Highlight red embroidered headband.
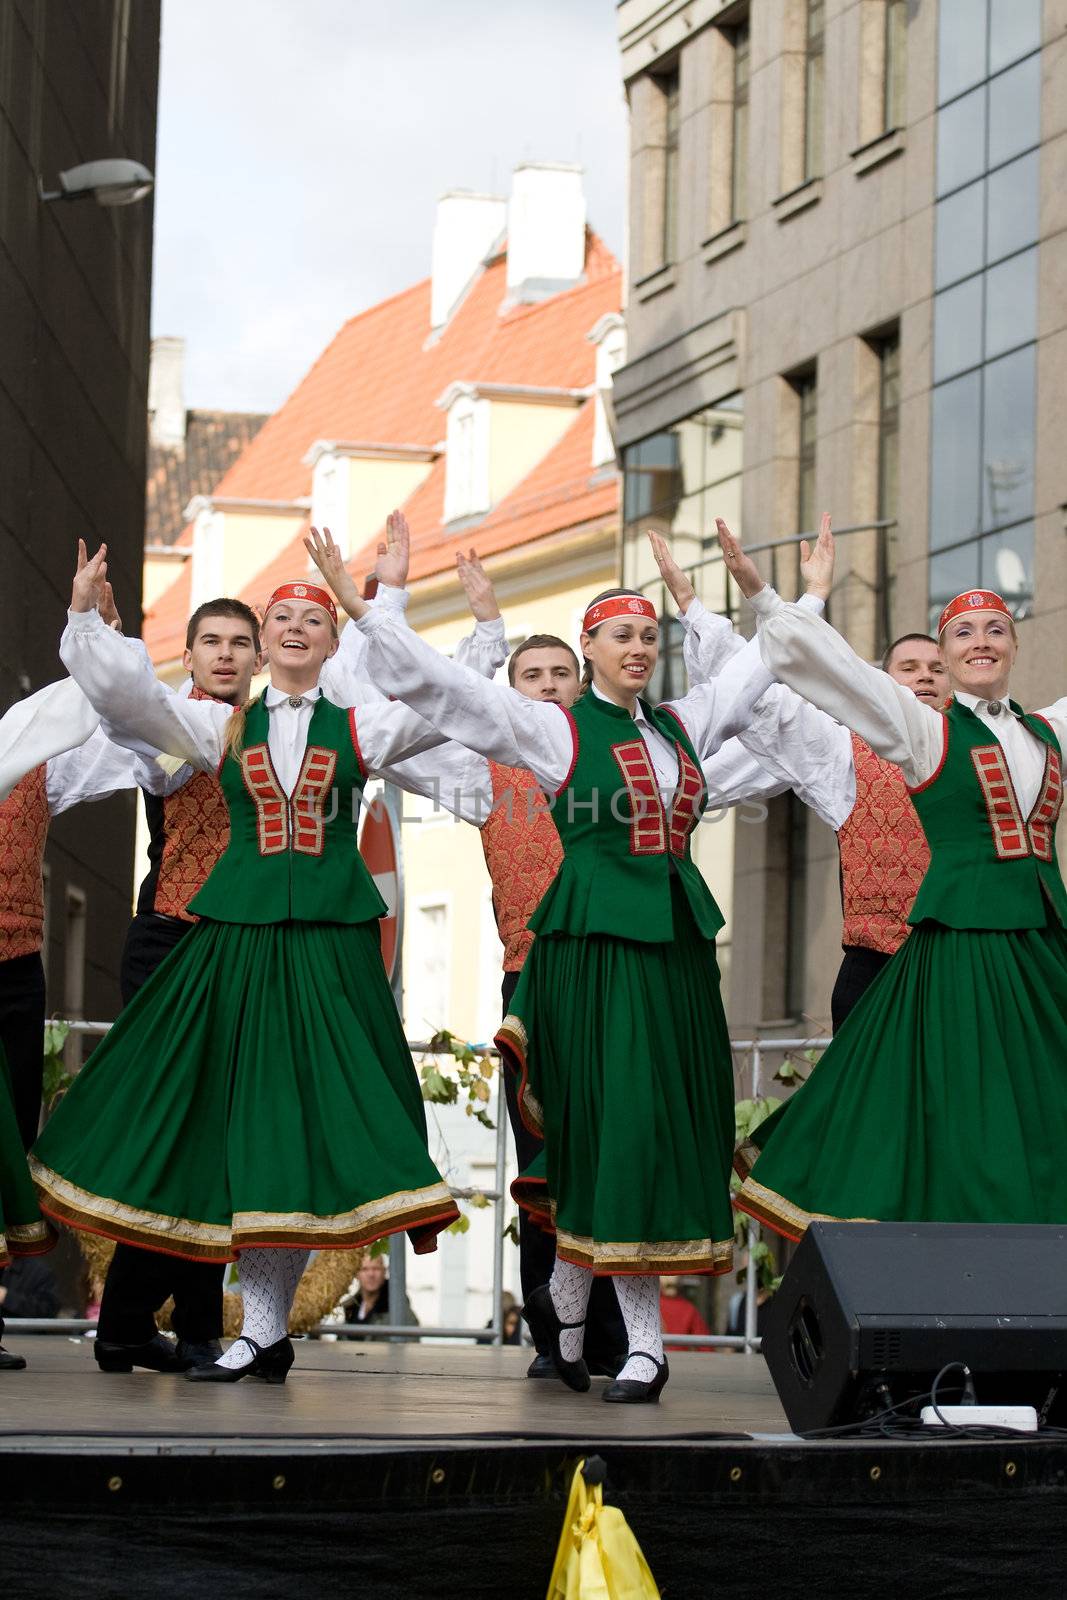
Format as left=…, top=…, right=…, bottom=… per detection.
left=582, top=595, right=658, bottom=633
left=937, top=589, right=1011, bottom=637
left=264, top=582, right=338, bottom=626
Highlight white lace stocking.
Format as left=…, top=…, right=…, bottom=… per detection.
left=215, top=1248, right=310, bottom=1370
left=612, top=1275, right=664, bottom=1383
left=548, top=1258, right=593, bottom=1362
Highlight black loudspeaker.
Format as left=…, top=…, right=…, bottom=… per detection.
left=762, top=1221, right=1067, bottom=1433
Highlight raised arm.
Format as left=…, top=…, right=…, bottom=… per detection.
left=306, top=520, right=573, bottom=790
left=453, top=550, right=509, bottom=677
left=60, top=543, right=229, bottom=769
left=0, top=678, right=99, bottom=804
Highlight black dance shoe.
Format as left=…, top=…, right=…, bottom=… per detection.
left=185, top=1335, right=294, bottom=1385
left=0, top=1344, right=27, bottom=1371
left=525, top=1352, right=557, bottom=1380
left=586, top=1345, right=627, bottom=1380
left=94, top=1333, right=190, bottom=1373
left=176, top=1338, right=223, bottom=1369
left=602, top=1353, right=669, bottom=1404
left=521, top=1285, right=590, bottom=1393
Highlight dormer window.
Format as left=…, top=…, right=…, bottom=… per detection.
left=588, top=314, right=627, bottom=467
left=441, top=387, right=490, bottom=522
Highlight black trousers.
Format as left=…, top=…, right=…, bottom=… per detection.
left=97, top=914, right=224, bottom=1346
left=501, top=971, right=627, bottom=1364
left=0, top=952, right=46, bottom=1151
left=830, top=945, right=893, bottom=1034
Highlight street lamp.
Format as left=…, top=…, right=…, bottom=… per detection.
left=38, top=159, right=154, bottom=207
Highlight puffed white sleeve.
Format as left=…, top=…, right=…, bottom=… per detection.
left=353, top=607, right=575, bottom=793
left=0, top=679, right=99, bottom=804
left=733, top=686, right=857, bottom=830
left=662, top=594, right=825, bottom=761
left=375, top=743, right=494, bottom=826
left=453, top=617, right=509, bottom=679
left=45, top=728, right=144, bottom=816
left=681, top=597, right=747, bottom=684
left=319, top=582, right=411, bottom=702
left=750, top=588, right=944, bottom=788
left=1035, top=697, right=1067, bottom=752
left=59, top=608, right=231, bottom=772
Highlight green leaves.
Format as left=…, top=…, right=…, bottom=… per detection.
left=418, top=1028, right=497, bottom=1131
left=42, top=1022, right=73, bottom=1111
left=734, top=1094, right=782, bottom=1143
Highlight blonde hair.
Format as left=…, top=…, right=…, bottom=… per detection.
left=222, top=699, right=256, bottom=759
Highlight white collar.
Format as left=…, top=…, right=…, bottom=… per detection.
left=954, top=690, right=1013, bottom=716
left=264, top=684, right=322, bottom=709
left=591, top=682, right=649, bottom=724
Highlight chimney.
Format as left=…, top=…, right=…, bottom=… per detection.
left=506, top=163, right=587, bottom=303
left=148, top=335, right=187, bottom=452
left=430, top=191, right=507, bottom=330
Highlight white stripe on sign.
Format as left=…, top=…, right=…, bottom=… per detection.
left=373, top=872, right=398, bottom=915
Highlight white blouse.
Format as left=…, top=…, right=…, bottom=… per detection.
left=354, top=599, right=789, bottom=797
left=750, top=588, right=1067, bottom=816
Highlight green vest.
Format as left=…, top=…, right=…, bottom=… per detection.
left=908, top=698, right=1066, bottom=930
left=189, top=694, right=386, bottom=926
left=529, top=690, right=724, bottom=943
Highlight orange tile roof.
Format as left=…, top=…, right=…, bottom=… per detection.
left=146, top=231, right=621, bottom=661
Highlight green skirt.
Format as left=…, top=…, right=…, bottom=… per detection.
left=0, top=1046, right=53, bottom=1268
left=29, top=919, right=459, bottom=1262
left=497, top=881, right=735, bottom=1277
left=735, top=918, right=1067, bottom=1238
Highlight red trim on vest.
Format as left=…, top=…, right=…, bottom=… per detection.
left=907, top=713, right=950, bottom=796
left=240, top=746, right=288, bottom=855
left=668, top=744, right=705, bottom=857
left=553, top=704, right=579, bottom=797
left=971, top=745, right=1030, bottom=860
left=348, top=707, right=367, bottom=780
left=291, top=746, right=337, bottom=857
left=611, top=739, right=667, bottom=856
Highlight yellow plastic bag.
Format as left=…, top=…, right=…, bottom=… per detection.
left=546, top=1459, right=661, bottom=1600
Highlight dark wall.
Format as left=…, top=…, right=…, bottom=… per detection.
left=0, top=0, right=160, bottom=1019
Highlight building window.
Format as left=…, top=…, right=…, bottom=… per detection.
left=795, top=371, right=818, bottom=535
left=804, top=0, right=825, bottom=181
left=928, top=2, right=1040, bottom=625
left=883, top=0, right=907, bottom=130
left=620, top=396, right=745, bottom=630
left=730, top=21, right=750, bottom=222
left=876, top=334, right=900, bottom=648
left=661, top=70, right=681, bottom=265
left=410, top=901, right=450, bottom=1039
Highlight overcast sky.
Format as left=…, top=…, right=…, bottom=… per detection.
left=151, top=0, right=628, bottom=414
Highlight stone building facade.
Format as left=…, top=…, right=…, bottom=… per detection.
left=614, top=0, right=1065, bottom=1036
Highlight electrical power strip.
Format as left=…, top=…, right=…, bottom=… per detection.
left=920, top=1404, right=1038, bottom=1431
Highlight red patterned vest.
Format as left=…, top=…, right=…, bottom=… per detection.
left=837, top=733, right=930, bottom=955
left=136, top=687, right=230, bottom=923
left=480, top=761, right=563, bottom=971
left=0, top=765, right=49, bottom=960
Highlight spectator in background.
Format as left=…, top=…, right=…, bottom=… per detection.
left=343, top=1255, right=419, bottom=1334
left=659, top=1278, right=712, bottom=1352
left=0, top=1255, right=60, bottom=1321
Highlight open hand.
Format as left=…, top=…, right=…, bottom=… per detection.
left=72, top=539, right=108, bottom=614
left=305, top=526, right=366, bottom=617
left=646, top=529, right=696, bottom=613
left=715, top=519, right=765, bottom=601
left=799, top=513, right=834, bottom=601
left=456, top=549, right=500, bottom=622
left=375, top=510, right=411, bottom=591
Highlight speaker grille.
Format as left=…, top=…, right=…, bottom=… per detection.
left=871, top=1329, right=904, bottom=1368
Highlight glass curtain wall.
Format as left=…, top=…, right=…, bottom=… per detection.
left=929, top=0, right=1041, bottom=625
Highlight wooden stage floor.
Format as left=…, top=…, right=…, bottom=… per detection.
left=0, top=1336, right=788, bottom=1451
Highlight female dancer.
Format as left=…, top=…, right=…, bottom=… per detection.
left=305, top=519, right=826, bottom=1403
left=31, top=541, right=462, bottom=1384
left=721, top=519, right=1067, bottom=1237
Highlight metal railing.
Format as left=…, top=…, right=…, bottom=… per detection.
left=14, top=1024, right=830, bottom=1354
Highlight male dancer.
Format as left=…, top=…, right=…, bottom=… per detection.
left=654, top=528, right=949, bottom=1029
